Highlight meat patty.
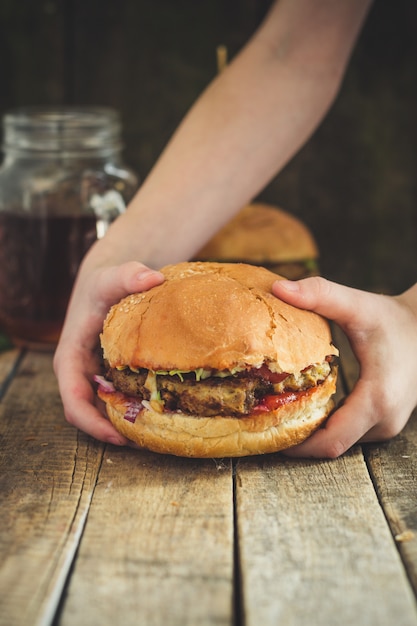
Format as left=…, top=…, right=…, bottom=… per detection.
left=159, top=375, right=268, bottom=416
left=105, top=361, right=332, bottom=417
left=107, top=367, right=148, bottom=398
left=106, top=366, right=271, bottom=416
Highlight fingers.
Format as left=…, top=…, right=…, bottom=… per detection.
left=272, top=276, right=373, bottom=329
left=61, top=261, right=165, bottom=350
left=54, top=341, right=128, bottom=445
left=64, top=390, right=128, bottom=446
left=284, top=373, right=414, bottom=459
left=283, top=386, right=372, bottom=458
left=272, top=277, right=397, bottom=458
left=94, top=262, right=164, bottom=311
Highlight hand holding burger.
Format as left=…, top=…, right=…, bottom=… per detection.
left=95, top=262, right=338, bottom=457
left=273, top=276, right=417, bottom=458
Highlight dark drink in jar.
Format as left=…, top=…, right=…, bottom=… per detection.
left=0, top=211, right=97, bottom=348
left=0, top=107, right=138, bottom=350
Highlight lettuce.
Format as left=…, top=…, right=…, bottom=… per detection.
left=154, top=366, right=245, bottom=381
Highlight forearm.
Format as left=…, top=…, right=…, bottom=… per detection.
left=87, top=0, right=372, bottom=271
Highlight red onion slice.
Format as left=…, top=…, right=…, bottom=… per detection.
left=93, top=374, right=115, bottom=393
left=124, top=400, right=143, bottom=423
left=93, top=375, right=142, bottom=423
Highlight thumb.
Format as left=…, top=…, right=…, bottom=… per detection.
left=272, top=276, right=368, bottom=329
left=94, top=262, right=164, bottom=309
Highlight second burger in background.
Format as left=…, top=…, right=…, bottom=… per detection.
left=194, top=202, right=319, bottom=280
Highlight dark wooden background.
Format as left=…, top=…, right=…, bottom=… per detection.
left=0, top=0, right=416, bottom=295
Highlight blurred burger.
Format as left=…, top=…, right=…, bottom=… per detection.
left=194, top=202, right=319, bottom=279
left=95, top=262, right=338, bottom=458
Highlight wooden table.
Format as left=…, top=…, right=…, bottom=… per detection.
left=1, top=328, right=417, bottom=626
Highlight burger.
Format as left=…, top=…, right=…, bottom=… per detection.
left=194, top=202, right=319, bottom=280
left=95, top=262, right=338, bottom=458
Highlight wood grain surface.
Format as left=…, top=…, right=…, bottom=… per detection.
left=235, top=449, right=417, bottom=626
left=366, top=415, right=417, bottom=595
left=0, top=352, right=104, bottom=626
left=58, top=449, right=234, bottom=626
left=1, top=346, right=417, bottom=626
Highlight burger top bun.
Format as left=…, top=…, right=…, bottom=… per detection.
left=194, top=203, right=319, bottom=264
left=101, top=262, right=338, bottom=374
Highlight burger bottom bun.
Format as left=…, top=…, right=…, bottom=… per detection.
left=99, top=367, right=338, bottom=458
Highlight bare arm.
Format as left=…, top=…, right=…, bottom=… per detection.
left=84, top=0, right=373, bottom=272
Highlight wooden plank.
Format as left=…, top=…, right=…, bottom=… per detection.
left=365, top=409, right=417, bottom=594
left=58, top=448, right=234, bottom=626
left=235, top=448, right=417, bottom=626
left=0, top=347, right=21, bottom=391
left=0, top=352, right=104, bottom=626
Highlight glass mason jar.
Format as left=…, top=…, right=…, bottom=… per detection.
left=0, top=107, right=139, bottom=350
